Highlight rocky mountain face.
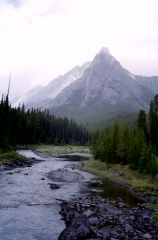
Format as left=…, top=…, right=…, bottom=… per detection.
left=13, top=62, right=90, bottom=109
left=13, top=47, right=158, bottom=121
left=12, top=85, right=43, bottom=108
left=46, top=47, right=158, bottom=119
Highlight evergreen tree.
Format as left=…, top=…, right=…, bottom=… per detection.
left=138, top=143, right=152, bottom=174
left=111, top=122, right=120, bottom=163
left=137, top=109, right=148, bottom=141
left=149, top=94, right=158, bottom=153
left=0, top=95, right=89, bottom=151
left=117, top=124, right=131, bottom=164
left=91, top=129, right=101, bottom=159
left=91, top=94, right=158, bottom=176
left=101, top=127, right=114, bottom=162
left=129, top=129, right=145, bottom=170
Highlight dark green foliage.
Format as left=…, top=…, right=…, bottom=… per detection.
left=137, top=109, right=148, bottom=141
left=92, top=95, right=158, bottom=176
left=117, top=124, right=131, bottom=164
left=138, top=144, right=158, bottom=177
left=91, top=129, right=101, bottom=159
left=148, top=154, right=158, bottom=177
left=100, top=127, right=114, bottom=162
left=149, top=94, right=158, bottom=154
left=0, top=96, right=89, bottom=151
left=128, top=129, right=145, bottom=170
left=138, top=143, right=152, bottom=174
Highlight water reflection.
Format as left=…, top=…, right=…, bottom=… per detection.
left=88, top=178, right=139, bottom=208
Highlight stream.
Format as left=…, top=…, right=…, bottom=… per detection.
left=0, top=150, right=95, bottom=240
left=0, top=150, right=138, bottom=240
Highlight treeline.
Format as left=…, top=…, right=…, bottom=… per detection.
left=0, top=95, right=89, bottom=151
left=92, top=95, right=158, bottom=176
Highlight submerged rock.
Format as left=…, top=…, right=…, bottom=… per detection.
left=48, top=169, right=83, bottom=183
left=58, top=196, right=158, bottom=240
left=48, top=183, right=61, bottom=190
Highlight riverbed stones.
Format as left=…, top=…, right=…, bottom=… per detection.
left=114, top=197, right=127, bottom=208
left=48, top=169, right=83, bottom=182
left=48, top=183, right=61, bottom=190
left=58, top=196, right=158, bottom=240
left=143, top=233, right=152, bottom=239
left=0, top=158, right=35, bottom=170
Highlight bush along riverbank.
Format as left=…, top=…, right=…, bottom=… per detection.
left=0, top=151, right=37, bottom=170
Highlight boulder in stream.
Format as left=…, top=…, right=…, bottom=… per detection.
left=48, top=169, right=83, bottom=183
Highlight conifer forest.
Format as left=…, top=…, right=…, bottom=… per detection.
left=92, top=95, right=158, bottom=176
left=0, top=95, right=89, bottom=151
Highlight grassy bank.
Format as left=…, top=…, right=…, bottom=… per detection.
left=81, top=159, right=158, bottom=211
left=34, top=144, right=90, bottom=155
left=0, top=151, right=23, bottom=164
left=0, top=151, right=33, bottom=169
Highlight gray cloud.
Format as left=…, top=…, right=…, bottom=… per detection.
left=0, top=0, right=158, bottom=99
left=7, top=0, right=21, bottom=7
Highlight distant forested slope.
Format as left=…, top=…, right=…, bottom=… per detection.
left=92, top=95, right=158, bottom=176
left=0, top=95, right=89, bottom=151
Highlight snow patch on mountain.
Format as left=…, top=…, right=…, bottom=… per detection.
left=13, top=85, right=42, bottom=107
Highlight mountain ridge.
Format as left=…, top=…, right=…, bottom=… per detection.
left=12, top=48, right=158, bottom=123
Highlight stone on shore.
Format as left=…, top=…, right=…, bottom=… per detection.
left=58, top=196, right=158, bottom=240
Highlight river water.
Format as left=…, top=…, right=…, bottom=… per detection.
left=0, top=150, right=95, bottom=240
left=0, top=150, right=138, bottom=240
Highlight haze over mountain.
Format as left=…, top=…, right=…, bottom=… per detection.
left=13, top=48, right=158, bottom=122
left=13, top=62, right=90, bottom=109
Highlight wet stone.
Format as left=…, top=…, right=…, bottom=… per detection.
left=48, top=183, right=61, bottom=190
left=114, top=197, right=127, bottom=208
left=0, top=158, right=35, bottom=171
left=143, top=233, right=152, bottom=239
left=58, top=196, right=158, bottom=240
left=48, top=169, right=83, bottom=183
left=6, top=172, right=13, bottom=175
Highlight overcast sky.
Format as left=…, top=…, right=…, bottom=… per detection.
left=0, top=0, right=158, bottom=98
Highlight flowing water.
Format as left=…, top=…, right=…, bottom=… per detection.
left=0, top=150, right=138, bottom=240
left=0, top=150, right=95, bottom=240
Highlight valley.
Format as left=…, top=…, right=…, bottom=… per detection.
left=1, top=1, right=158, bottom=239
left=1, top=47, right=158, bottom=240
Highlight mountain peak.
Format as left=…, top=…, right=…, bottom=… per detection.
left=94, top=47, right=112, bottom=63
left=12, top=47, right=158, bottom=119
left=99, top=47, right=110, bottom=55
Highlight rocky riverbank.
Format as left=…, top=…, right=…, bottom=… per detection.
left=59, top=196, right=158, bottom=240
left=81, top=160, right=158, bottom=210
left=0, top=156, right=38, bottom=170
